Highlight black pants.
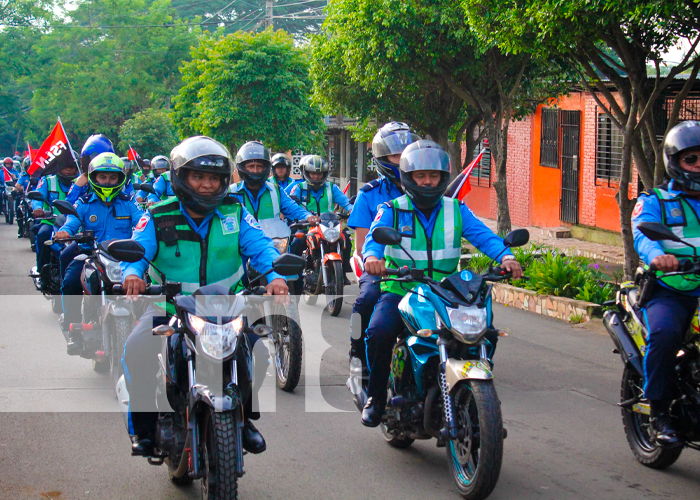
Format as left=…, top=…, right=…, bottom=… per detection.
left=350, top=272, right=381, bottom=364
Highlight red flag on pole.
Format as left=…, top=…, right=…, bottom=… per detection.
left=446, top=150, right=484, bottom=201
left=26, top=142, right=35, bottom=160
left=343, top=180, right=351, bottom=195
left=127, top=145, right=146, bottom=169
left=3, top=167, right=12, bottom=182
left=28, top=118, right=78, bottom=178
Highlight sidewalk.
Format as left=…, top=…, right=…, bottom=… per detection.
left=475, top=217, right=626, bottom=266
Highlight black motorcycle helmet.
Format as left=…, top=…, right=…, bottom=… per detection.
left=664, top=120, right=700, bottom=191
left=151, top=155, right=170, bottom=178
left=235, top=141, right=271, bottom=188
left=300, top=155, right=329, bottom=189
left=170, top=136, right=232, bottom=216
left=399, top=140, right=451, bottom=210
left=271, top=153, right=292, bottom=182
left=372, top=122, right=421, bottom=186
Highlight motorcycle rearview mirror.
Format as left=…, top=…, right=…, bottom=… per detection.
left=27, top=191, right=47, bottom=203
left=107, top=239, right=146, bottom=263
left=371, top=227, right=402, bottom=246
left=138, top=183, right=156, bottom=195
left=637, top=222, right=681, bottom=242
left=503, top=228, right=530, bottom=248
left=272, top=253, right=305, bottom=277
left=52, top=200, right=79, bottom=218
left=133, top=183, right=142, bottom=191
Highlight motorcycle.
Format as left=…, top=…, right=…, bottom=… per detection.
left=13, top=187, right=32, bottom=238
left=107, top=239, right=304, bottom=499
left=248, top=218, right=303, bottom=392
left=4, top=180, right=15, bottom=224
left=297, top=211, right=349, bottom=316
left=50, top=200, right=140, bottom=378
left=133, top=182, right=153, bottom=210
left=604, top=221, right=700, bottom=469
left=26, top=192, right=65, bottom=314
left=348, top=226, right=529, bottom=500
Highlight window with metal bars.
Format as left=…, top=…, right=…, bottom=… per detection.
left=540, top=108, right=559, bottom=167
left=469, top=139, right=491, bottom=187
left=596, top=112, right=623, bottom=185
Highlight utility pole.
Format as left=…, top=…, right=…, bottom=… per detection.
left=265, top=0, right=273, bottom=29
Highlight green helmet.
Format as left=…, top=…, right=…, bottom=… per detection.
left=88, top=152, right=126, bottom=202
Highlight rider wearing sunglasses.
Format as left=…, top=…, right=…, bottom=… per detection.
left=632, top=120, right=700, bottom=448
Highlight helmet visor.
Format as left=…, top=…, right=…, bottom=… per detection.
left=152, top=158, right=170, bottom=170
left=171, top=136, right=231, bottom=170
left=374, top=131, right=421, bottom=158
left=400, top=148, right=451, bottom=174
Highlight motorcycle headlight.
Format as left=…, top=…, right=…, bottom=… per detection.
left=447, top=305, right=487, bottom=343
left=273, top=238, right=288, bottom=254
left=100, top=255, right=122, bottom=282
left=188, top=313, right=244, bottom=360
left=321, top=224, right=341, bottom=243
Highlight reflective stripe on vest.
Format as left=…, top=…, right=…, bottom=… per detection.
left=381, top=196, right=463, bottom=296
left=652, top=188, right=700, bottom=291
left=300, top=181, right=333, bottom=214
left=150, top=198, right=245, bottom=295
left=231, top=181, right=280, bottom=221
left=41, top=176, right=69, bottom=225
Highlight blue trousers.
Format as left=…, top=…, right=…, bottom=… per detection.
left=643, top=287, right=698, bottom=401
left=365, top=292, right=404, bottom=400
left=61, top=254, right=86, bottom=327
left=35, top=223, right=54, bottom=272
left=350, top=272, right=381, bottom=363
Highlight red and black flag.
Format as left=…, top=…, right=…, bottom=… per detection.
left=446, top=150, right=485, bottom=202
left=127, top=145, right=147, bottom=170
left=28, top=118, right=79, bottom=179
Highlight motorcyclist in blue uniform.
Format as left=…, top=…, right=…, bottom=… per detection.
left=631, top=120, right=700, bottom=448
left=53, top=153, right=143, bottom=354
left=120, top=136, right=288, bottom=457
left=146, top=155, right=175, bottom=204
left=65, top=134, right=117, bottom=204
left=360, top=140, right=523, bottom=426
left=31, top=163, right=79, bottom=288
left=347, top=122, right=420, bottom=371
left=12, top=157, right=32, bottom=237
left=270, top=153, right=300, bottom=193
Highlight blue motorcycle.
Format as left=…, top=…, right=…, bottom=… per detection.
left=349, top=226, right=529, bottom=500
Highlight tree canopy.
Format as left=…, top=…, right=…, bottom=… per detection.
left=118, top=107, right=179, bottom=158
left=172, top=28, right=325, bottom=154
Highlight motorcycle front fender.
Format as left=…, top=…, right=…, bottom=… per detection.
left=323, top=252, right=342, bottom=264
left=192, top=382, right=242, bottom=413
left=107, top=299, right=132, bottom=317
left=445, top=358, right=493, bottom=393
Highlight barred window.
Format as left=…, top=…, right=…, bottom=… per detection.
left=470, top=139, right=491, bottom=187
left=596, top=113, right=623, bottom=185
left=540, top=108, right=559, bottom=167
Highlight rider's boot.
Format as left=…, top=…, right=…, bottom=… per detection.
left=650, top=400, right=683, bottom=448
left=131, top=434, right=155, bottom=456
left=361, top=396, right=386, bottom=428
left=242, top=418, right=266, bottom=454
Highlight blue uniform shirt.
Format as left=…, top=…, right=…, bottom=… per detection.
left=363, top=200, right=512, bottom=263
left=64, top=182, right=135, bottom=205
left=17, top=172, right=31, bottom=190
left=348, top=177, right=402, bottom=229
left=632, top=179, right=700, bottom=296
left=231, top=181, right=311, bottom=222
left=288, top=182, right=354, bottom=213
left=31, top=176, right=72, bottom=211
left=122, top=202, right=284, bottom=283
left=59, top=192, right=143, bottom=243
left=147, top=174, right=174, bottom=203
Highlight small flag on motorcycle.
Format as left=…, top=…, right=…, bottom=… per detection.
left=343, top=180, right=351, bottom=195
left=445, top=150, right=484, bottom=202
left=3, top=167, right=12, bottom=182
left=127, top=145, right=147, bottom=170
left=27, top=117, right=79, bottom=179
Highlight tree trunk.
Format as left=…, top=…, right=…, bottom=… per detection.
left=486, top=116, right=511, bottom=235
left=447, top=140, right=463, bottom=181
left=619, top=104, right=640, bottom=280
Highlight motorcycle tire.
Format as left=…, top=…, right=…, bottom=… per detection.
left=303, top=261, right=321, bottom=306
left=380, top=424, right=415, bottom=449
left=326, top=260, right=344, bottom=317
left=620, top=366, right=683, bottom=469
left=201, top=410, right=239, bottom=500
left=51, top=296, right=63, bottom=314
left=111, top=316, right=133, bottom=393
left=5, top=199, right=13, bottom=224
left=447, top=380, right=503, bottom=500
left=272, top=313, right=303, bottom=392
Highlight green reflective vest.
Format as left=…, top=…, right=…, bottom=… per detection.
left=160, top=171, right=172, bottom=201
left=149, top=197, right=245, bottom=295
left=231, top=181, right=281, bottom=221
left=652, top=187, right=700, bottom=292
left=381, top=196, right=463, bottom=296
left=299, top=181, right=333, bottom=215
left=41, top=176, right=70, bottom=226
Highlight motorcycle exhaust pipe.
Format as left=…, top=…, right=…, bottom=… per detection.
left=423, top=385, right=441, bottom=439
left=603, top=310, right=644, bottom=375
left=170, top=432, right=193, bottom=479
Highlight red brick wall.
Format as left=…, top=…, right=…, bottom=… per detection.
left=505, top=116, right=533, bottom=227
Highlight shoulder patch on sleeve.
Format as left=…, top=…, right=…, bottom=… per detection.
left=360, top=179, right=381, bottom=193
left=243, top=212, right=261, bottom=230
left=632, top=198, right=644, bottom=218
left=135, top=213, right=150, bottom=232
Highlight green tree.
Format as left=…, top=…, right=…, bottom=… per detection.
left=463, top=0, right=700, bottom=278
left=25, top=0, right=199, bottom=148
left=172, top=28, right=325, bottom=154
left=118, top=107, right=179, bottom=158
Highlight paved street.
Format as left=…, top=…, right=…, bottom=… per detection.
left=1, top=221, right=700, bottom=500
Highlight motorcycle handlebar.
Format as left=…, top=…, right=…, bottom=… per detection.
left=112, top=284, right=162, bottom=296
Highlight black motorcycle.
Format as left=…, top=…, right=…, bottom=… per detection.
left=604, top=221, right=700, bottom=468
left=4, top=180, right=15, bottom=224
left=108, top=239, right=304, bottom=499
